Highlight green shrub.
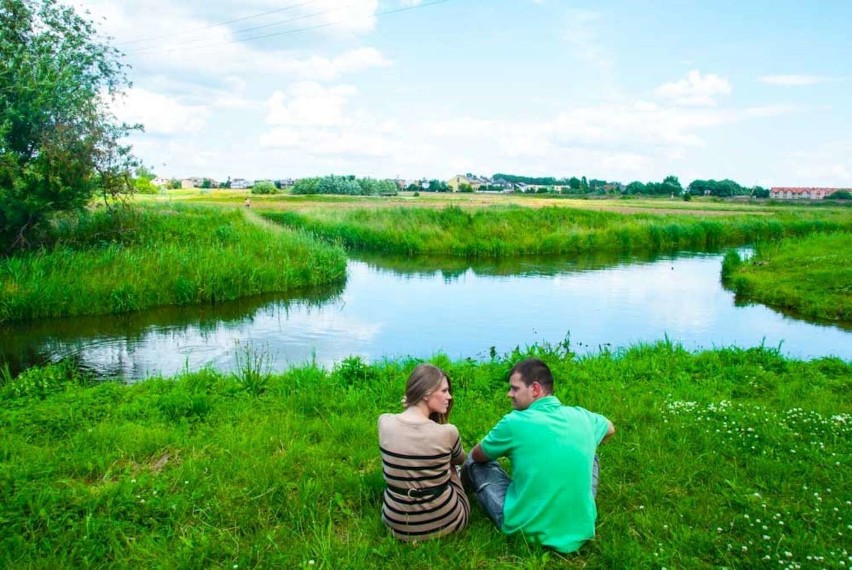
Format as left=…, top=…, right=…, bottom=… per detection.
left=251, top=180, right=277, bottom=194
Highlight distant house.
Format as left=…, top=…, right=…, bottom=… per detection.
left=151, top=176, right=171, bottom=188
left=180, top=177, right=202, bottom=189
left=769, top=187, right=840, bottom=200
left=447, top=174, right=493, bottom=192
left=277, top=178, right=295, bottom=188
left=447, top=175, right=473, bottom=191
left=231, top=178, right=250, bottom=189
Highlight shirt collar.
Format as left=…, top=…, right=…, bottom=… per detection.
left=528, top=395, right=561, bottom=410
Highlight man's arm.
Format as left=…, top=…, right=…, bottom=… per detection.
left=600, top=420, right=615, bottom=445
left=470, top=443, right=491, bottom=463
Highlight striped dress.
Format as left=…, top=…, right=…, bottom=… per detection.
left=378, top=413, right=470, bottom=541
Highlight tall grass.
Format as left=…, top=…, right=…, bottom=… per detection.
left=722, top=232, right=852, bottom=321
left=1, top=342, right=849, bottom=567
left=262, top=206, right=850, bottom=257
left=0, top=204, right=347, bottom=323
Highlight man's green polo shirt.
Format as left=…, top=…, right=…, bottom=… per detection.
left=480, top=395, right=611, bottom=553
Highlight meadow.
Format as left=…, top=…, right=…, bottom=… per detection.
left=0, top=204, right=347, bottom=323
left=261, top=204, right=850, bottom=257
left=1, top=342, right=849, bottom=568
left=3, top=192, right=848, bottom=322
left=723, top=232, right=852, bottom=322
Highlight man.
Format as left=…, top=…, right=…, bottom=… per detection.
left=465, top=358, right=615, bottom=553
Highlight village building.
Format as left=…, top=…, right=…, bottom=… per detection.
left=769, top=187, right=845, bottom=200
left=446, top=174, right=493, bottom=192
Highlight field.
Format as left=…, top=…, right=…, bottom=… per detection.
left=0, top=342, right=849, bottom=568
left=260, top=204, right=849, bottom=257
left=722, top=232, right=852, bottom=322
left=0, top=204, right=347, bottom=323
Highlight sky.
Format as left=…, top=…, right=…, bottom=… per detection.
left=75, top=0, right=852, bottom=187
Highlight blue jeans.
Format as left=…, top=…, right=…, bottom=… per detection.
left=463, top=455, right=600, bottom=530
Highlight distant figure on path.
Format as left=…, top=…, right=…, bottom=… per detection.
left=465, top=358, right=615, bottom=553
left=244, top=197, right=251, bottom=208
left=378, top=363, right=470, bottom=541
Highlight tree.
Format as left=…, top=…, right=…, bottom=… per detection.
left=133, top=165, right=158, bottom=194
left=1, top=0, right=139, bottom=250
left=427, top=179, right=448, bottom=192
left=251, top=180, right=277, bottom=195
left=625, top=181, right=646, bottom=195
left=662, top=175, right=683, bottom=195
left=751, top=186, right=769, bottom=199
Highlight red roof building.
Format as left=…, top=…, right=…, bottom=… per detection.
left=769, top=187, right=843, bottom=200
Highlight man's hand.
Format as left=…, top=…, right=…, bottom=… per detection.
left=471, top=444, right=490, bottom=463
left=601, top=420, right=616, bottom=444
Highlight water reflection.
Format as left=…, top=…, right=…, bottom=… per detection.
left=1, top=252, right=849, bottom=380
left=353, top=250, right=683, bottom=280
left=0, top=282, right=344, bottom=378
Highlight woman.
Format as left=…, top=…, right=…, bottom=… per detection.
left=378, top=363, right=470, bottom=541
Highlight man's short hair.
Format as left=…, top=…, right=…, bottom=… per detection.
left=510, top=358, right=554, bottom=393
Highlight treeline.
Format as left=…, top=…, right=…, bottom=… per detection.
left=494, top=173, right=771, bottom=198
left=291, top=175, right=398, bottom=196
left=687, top=179, right=769, bottom=198
left=492, top=174, right=617, bottom=192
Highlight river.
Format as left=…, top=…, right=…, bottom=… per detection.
left=1, top=250, right=849, bottom=380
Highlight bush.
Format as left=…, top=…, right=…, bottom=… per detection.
left=827, top=190, right=852, bottom=200
left=720, top=250, right=742, bottom=281
left=251, top=181, right=277, bottom=195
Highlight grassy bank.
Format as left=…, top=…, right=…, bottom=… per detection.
left=1, top=343, right=849, bottom=568
left=262, top=206, right=850, bottom=257
left=722, top=232, right=852, bottom=322
left=0, top=205, right=347, bottom=323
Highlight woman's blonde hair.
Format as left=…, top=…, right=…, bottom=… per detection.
left=403, top=363, right=453, bottom=424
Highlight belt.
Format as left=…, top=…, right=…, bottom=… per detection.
left=386, top=482, right=449, bottom=499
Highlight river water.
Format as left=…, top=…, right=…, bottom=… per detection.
left=1, top=251, right=849, bottom=379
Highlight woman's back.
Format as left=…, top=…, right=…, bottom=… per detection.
left=378, top=413, right=470, bottom=541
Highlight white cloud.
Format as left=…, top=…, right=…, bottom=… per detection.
left=261, top=82, right=396, bottom=158
left=759, top=75, right=832, bottom=86
left=299, top=0, right=379, bottom=35
left=563, top=9, right=613, bottom=74
left=114, top=88, right=209, bottom=134
left=654, top=70, right=732, bottom=106
left=786, top=141, right=852, bottom=185
left=261, top=128, right=394, bottom=157
left=295, top=48, right=392, bottom=81
left=265, top=83, right=359, bottom=127
left=81, top=0, right=380, bottom=41
left=79, top=0, right=388, bottom=82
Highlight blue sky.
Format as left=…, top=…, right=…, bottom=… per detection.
left=78, top=0, right=852, bottom=187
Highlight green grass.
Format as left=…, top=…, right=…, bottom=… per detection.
left=1, top=342, right=849, bottom=568
left=262, top=205, right=851, bottom=257
left=0, top=204, right=347, bottom=323
left=722, top=232, right=852, bottom=322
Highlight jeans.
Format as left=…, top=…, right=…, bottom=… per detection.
left=462, top=455, right=600, bottom=530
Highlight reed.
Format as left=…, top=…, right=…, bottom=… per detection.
left=262, top=206, right=849, bottom=257
left=0, top=204, right=347, bottom=323
left=722, top=232, right=852, bottom=321
left=0, top=341, right=848, bottom=567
